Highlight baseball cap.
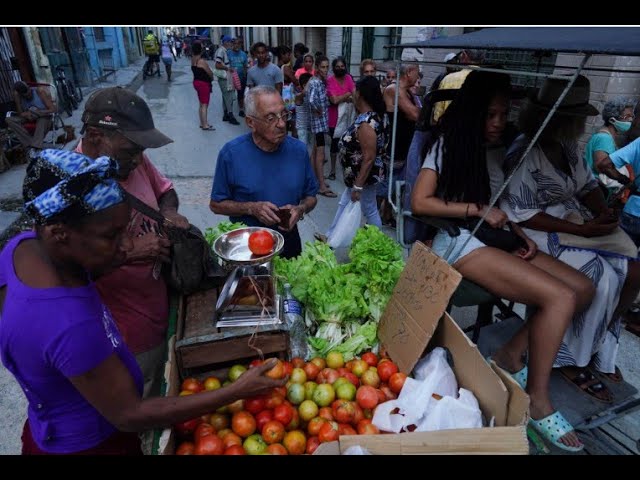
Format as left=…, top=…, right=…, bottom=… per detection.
left=221, top=35, right=233, bottom=43
left=81, top=87, right=173, bottom=149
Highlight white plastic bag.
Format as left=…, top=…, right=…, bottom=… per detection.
left=328, top=201, right=361, bottom=248
left=372, top=347, right=460, bottom=433
left=415, top=388, right=483, bottom=432
left=333, top=102, right=356, bottom=139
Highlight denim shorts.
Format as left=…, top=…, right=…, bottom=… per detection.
left=621, top=211, right=640, bottom=247
left=431, top=228, right=486, bottom=264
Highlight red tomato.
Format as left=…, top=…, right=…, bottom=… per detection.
left=174, top=417, right=201, bottom=438
left=221, top=432, right=243, bottom=449
left=175, top=441, right=195, bottom=455
left=181, top=377, right=203, bottom=393
left=248, top=230, right=274, bottom=256
left=361, top=352, right=379, bottom=367
left=356, top=385, right=379, bottom=410
left=318, top=420, right=339, bottom=443
left=388, top=372, right=408, bottom=394
left=224, top=445, right=246, bottom=455
left=194, top=422, right=216, bottom=439
left=231, top=411, right=256, bottom=438
left=194, top=434, right=224, bottom=455
left=357, top=419, right=380, bottom=435
left=306, top=435, right=321, bottom=454
left=244, top=396, right=266, bottom=415
left=255, top=409, right=274, bottom=433
left=377, top=361, right=399, bottom=383
left=261, top=420, right=286, bottom=444
left=266, top=443, right=288, bottom=455
left=273, top=403, right=294, bottom=426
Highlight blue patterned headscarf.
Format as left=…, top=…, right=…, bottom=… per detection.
left=23, top=149, right=126, bottom=225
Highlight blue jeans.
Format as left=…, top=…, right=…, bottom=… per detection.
left=326, top=184, right=382, bottom=237
left=621, top=211, right=640, bottom=247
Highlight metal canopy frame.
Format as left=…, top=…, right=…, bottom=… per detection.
left=387, top=27, right=640, bottom=252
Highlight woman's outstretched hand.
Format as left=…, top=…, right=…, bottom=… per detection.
left=231, top=358, right=288, bottom=399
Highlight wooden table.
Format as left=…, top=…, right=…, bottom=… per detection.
left=174, top=287, right=290, bottom=378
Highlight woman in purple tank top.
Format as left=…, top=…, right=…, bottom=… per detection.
left=0, top=150, right=286, bottom=455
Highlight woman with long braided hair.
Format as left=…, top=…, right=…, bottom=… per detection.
left=411, top=70, right=592, bottom=452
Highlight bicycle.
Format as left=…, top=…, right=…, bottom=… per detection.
left=142, top=56, right=160, bottom=80
left=54, top=64, right=83, bottom=116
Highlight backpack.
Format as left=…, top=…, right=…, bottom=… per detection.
left=143, top=35, right=159, bottom=55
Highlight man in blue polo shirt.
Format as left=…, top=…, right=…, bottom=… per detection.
left=210, top=86, right=318, bottom=258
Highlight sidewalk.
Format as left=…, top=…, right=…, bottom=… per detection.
left=0, top=57, right=147, bottom=242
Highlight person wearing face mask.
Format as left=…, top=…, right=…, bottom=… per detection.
left=584, top=97, right=636, bottom=197
left=326, top=57, right=355, bottom=181
left=76, top=87, right=191, bottom=400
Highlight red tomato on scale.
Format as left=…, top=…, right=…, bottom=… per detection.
left=248, top=230, right=274, bottom=256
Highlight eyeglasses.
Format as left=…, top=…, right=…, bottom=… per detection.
left=250, top=110, right=292, bottom=125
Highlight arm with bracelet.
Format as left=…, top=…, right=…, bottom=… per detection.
left=350, top=119, right=376, bottom=202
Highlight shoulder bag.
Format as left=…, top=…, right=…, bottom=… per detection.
left=126, top=193, right=217, bottom=294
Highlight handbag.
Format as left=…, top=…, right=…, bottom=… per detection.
left=213, top=68, right=227, bottom=80
left=126, top=193, right=217, bottom=294
left=457, top=218, right=527, bottom=252
left=231, top=71, right=242, bottom=91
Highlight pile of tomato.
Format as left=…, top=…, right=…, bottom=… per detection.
left=172, top=350, right=407, bottom=455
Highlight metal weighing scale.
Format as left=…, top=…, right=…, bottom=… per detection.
left=212, top=227, right=285, bottom=328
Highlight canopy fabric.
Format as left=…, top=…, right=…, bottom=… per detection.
left=393, top=27, right=640, bottom=56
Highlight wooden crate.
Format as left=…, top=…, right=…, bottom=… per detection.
left=175, top=287, right=290, bottom=378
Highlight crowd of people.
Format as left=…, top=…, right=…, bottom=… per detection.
left=2, top=39, right=640, bottom=456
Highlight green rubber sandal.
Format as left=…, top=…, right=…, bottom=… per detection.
left=529, top=411, right=584, bottom=453
left=487, top=357, right=528, bottom=389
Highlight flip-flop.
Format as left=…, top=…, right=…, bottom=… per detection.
left=594, top=365, right=624, bottom=384
left=559, top=367, right=614, bottom=403
left=487, top=357, right=528, bottom=389
left=318, top=189, right=337, bottom=198
left=529, top=410, right=584, bottom=453
left=200, top=125, right=215, bottom=131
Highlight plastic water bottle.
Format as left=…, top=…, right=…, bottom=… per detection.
left=283, top=283, right=307, bottom=360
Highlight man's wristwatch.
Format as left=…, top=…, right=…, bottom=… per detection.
left=352, top=185, right=364, bottom=192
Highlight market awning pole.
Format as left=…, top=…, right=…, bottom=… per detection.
left=450, top=53, right=592, bottom=264
left=388, top=57, right=401, bottom=213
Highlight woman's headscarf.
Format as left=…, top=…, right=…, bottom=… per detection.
left=23, top=149, right=126, bottom=225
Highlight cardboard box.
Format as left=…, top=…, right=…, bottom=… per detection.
left=335, top=241, right=529, bottom=454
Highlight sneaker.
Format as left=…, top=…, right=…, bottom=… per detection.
left=238, top=110, right=245, bottom=117
left=222, top=112, right=229, bottom=122
left=228, top=115, right=240, bottom=126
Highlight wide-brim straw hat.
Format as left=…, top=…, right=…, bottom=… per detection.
left=529, top=74, right=599, bottom=116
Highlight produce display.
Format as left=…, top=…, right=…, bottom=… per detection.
left=274, top=226, right=405, bottom=359
left=172, top=351, right=406, bottom=455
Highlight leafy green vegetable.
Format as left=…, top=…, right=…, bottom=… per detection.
left=346, top=226, right=404, bottom=320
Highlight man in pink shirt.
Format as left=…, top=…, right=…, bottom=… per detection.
left=76, top=87, right=190, bottom=398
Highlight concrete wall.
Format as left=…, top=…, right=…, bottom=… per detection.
left=555, top=53, right=640, bottom=147
left=23, top=27, right=53, bottom=85
left=305, top=28, right=326, bottom=60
